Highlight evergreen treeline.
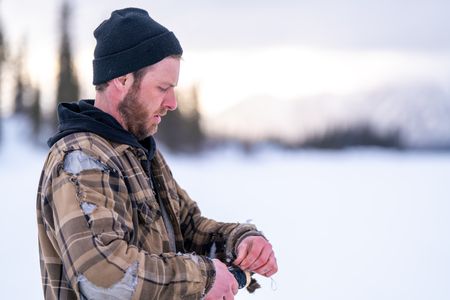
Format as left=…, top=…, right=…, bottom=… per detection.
left=0, top=1, right=206, bottom=152
left=0, top=0, right=419, bottom=153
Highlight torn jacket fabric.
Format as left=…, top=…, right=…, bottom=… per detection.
left=36, top=100, right=262, bottom=299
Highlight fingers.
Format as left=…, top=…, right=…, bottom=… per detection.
left=206, top=288, right=235, bottom=300
left=246, top=242, right=272, bottom=271
left=221, top=281, right=237, bottom=300
left=234, top=236, right=279, bottom=277
left=223, top=289, right=235, bottom=300
left=236, top=238, right=272, bottom=271
left=205, top=259, right=238, bottom=300
left=254, top=251, right=278, bottom=277
left=231, top=278, right=239, bottom=295
left=234, top=239, right=260, bottom=269
left=222, top=293, right=235, bottom=300
left=208, top=292, right=234, bottom=300
left=233, top=241, right=249, bottom=266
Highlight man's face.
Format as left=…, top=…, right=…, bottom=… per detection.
left=118, top=57, right=180, bottom=140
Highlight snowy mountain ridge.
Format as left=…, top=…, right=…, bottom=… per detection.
left=206, top=84, right=450, bottom=148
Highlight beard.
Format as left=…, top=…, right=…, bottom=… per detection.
left=118, top=84, right=158, bottom=140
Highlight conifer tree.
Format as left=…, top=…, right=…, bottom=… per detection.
left=183, top=85, right=204, bottom=150
left=13, top=42, right=27, bottom=114
left=156, top=97, right=184, bottom=151
left=156, top=85, right=205, bottom=152
left=54, top=0, right=79, bottom=126
left=30, top=85, right=42, bottom=137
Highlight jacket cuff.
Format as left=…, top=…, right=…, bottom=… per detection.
left=199, top=256, right=216, bottom=296
left=234, top=230, right=267, bottom=255
left=225, top=223, right=265, bottom=263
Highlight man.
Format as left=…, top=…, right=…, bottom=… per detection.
left=37, top=7, right=277, bottom=300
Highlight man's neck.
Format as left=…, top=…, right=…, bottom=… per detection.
left=94, top=93, right=126, bottom=130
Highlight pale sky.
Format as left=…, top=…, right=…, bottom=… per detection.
left=1, top=0, right=450, bottom=116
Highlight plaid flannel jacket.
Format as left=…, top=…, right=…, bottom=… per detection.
left=37, top=132, right=260, bottom=299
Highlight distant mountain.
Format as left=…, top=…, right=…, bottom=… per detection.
left=363, top=85, right=450, bottom=148
left=205, top=84, right=450, bottom=149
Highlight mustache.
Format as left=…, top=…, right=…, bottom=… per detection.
left=157, top=109, right=168, bottom=117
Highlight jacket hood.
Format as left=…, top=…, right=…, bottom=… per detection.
left=47, top=99, right=156, bottom=158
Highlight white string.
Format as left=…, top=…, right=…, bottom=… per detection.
left=270, top=277, right=278, bottom=291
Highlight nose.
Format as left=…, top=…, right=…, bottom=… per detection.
left=164, top=88, right=177, bottom=111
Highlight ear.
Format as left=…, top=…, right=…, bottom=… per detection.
left=110, top=73, right=133, bottom=93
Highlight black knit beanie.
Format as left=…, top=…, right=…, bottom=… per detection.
left=92, top=7, right=183, bottom=85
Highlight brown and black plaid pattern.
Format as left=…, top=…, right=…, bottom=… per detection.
left=37, top=132, right=260, bottom=299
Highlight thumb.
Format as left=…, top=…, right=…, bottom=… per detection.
left=232, top=277, right=239, bottom=295
left=234, top=240, right=249, bottom=265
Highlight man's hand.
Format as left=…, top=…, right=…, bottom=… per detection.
left=205, top=259, right=238, bottom=300
left=233, top=236, right=278, bottom=277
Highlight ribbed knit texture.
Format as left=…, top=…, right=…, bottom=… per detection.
left=93, top=7, right=182, bottom=85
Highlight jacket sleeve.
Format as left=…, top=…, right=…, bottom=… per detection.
left=176, top=181, right=264, bottom=263
left=39, top=151, right=215, bottom=300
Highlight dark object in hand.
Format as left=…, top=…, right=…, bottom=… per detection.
left=228, top=266, right=261, bottom=293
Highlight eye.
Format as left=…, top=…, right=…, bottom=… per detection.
left=159, top=86, right=169, bottom=92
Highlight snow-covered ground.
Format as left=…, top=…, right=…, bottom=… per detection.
left=1, top=117, right=449, bottom=299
